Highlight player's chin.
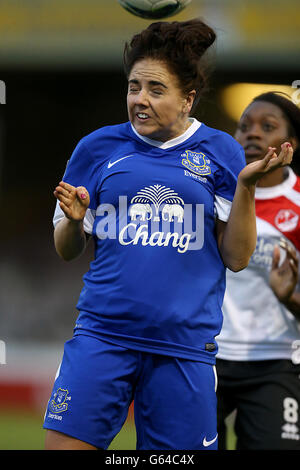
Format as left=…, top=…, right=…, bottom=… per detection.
left=132, top=119, right=156, bottom=137
left=245, top=152, right=265, bottom=164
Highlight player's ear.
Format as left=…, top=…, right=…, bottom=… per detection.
left=183, top=90, right=196, bottom=114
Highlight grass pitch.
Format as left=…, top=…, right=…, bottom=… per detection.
left=0, top=409, right=136, bottom=450
left=0, top=409, right=235, bottom=450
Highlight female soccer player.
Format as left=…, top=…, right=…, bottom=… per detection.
left=43, top=21, right=293, bottom=450
left=216, top=92, right=300, bottom=450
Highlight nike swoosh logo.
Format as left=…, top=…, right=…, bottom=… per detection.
left=107, top=155, right=135, bottom=168
left=203, top=434, right=218, bottom=447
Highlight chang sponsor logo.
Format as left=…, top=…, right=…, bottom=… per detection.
left=95, top=185, right=204, bottom=253
left=119, top=224, right=192, bottom=253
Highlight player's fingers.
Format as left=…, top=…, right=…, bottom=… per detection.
left=56, top=192, right=73, bottom=206
left=76, top=186, right=90, bottom=204
left=278, top=142, right=293, bottom=165
left=58, top=181, right=76, bottom=194
left=287, top=250, right=299, bottom=275
left=271, top=245, right=281, bottom=270
left=283, top=143, right=293, bottom=165
left=289, top=258, right=299, bottom=278
left=54, top=183, right=76, bottom=201
left=54, top=185, right=73, bottom=199
left=262, top=143, right=292, bottom=172
left=287, top=247, right=298, bottom=264
left=278, top=239, right=299, bottom=277
left=59, top=201, right=72, bottom=216
left=279, top=239, right=298, bottom=261
left=261, top=147, right=277, bottom=167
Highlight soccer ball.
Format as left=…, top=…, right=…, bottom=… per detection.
left=118, top=0, right=192, bottom=20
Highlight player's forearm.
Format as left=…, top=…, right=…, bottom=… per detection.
left=54, top=217, right=88, bottom=261
left=220, top=179, right=256, bottom=272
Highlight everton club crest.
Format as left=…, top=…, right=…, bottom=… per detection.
left=181, top=150, right=211, bottom=176
left=49, top=388, right=70, bottom=413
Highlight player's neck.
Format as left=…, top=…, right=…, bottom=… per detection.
left=256, top=167, right=287, bottom=188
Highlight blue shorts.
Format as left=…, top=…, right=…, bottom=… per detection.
left=43, top=334, right=218, bottom=450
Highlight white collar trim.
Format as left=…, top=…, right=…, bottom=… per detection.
left=130, top=118, right=202, bottom=149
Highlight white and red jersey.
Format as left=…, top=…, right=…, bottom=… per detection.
left=217, top=167, right=300, bottom=362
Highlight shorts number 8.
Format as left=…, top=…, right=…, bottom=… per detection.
left=283, top=397, right=299, bottom=424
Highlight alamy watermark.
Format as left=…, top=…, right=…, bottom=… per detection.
left=93, top=195, right=205, bottom=254
left=0, top=80, right=6, bottom=104
left=0, top=340, right=6, bottom=364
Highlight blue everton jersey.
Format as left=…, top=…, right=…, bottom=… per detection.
left=53, top=119, right=245, bottom=364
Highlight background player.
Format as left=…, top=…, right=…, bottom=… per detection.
left=216, top=92, right=300, bottom=450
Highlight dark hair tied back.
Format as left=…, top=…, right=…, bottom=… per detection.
left=123, top=19, right=216, bottom=112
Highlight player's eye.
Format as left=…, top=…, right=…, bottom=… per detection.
left=237, top=122, right=248, bottom=132
left=262, top=122, right=276, bottom=132
left=150, top=87, right=164, bottom=96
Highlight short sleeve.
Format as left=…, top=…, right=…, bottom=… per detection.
left=214, top=146, right=246, bottom=222
left=214, top=195, right=232, bottom=222
left=53, top=201, right=96, bottom=234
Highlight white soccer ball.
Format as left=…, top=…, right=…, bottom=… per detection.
left=118, top=0, right=192, bottom=20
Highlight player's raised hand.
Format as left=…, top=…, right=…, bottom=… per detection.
left=269, top=239, right=299, bottom=303
left=239, top=142, right=293, bottom=186
left=54, top=181, right=90, bottom=221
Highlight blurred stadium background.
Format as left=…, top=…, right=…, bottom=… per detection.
left=0, top=0, right=299, bottom=450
